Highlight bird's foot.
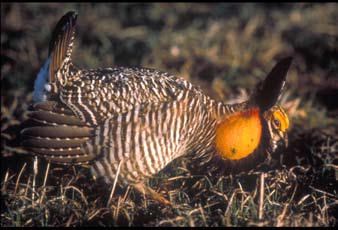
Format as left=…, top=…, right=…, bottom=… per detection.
left=133, top=182, right=171, bottom=206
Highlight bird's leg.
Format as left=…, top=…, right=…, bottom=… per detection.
left=132, top=182, right=171, bottom=206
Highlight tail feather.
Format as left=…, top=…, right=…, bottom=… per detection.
left=48, top=11, right=77, bottom=84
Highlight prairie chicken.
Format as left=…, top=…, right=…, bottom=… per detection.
left=21, top=12, right=291, bottom=205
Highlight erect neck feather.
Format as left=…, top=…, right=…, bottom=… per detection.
left=208, top=98, right=249, bottom=121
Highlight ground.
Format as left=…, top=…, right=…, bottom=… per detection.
left=1, top=3, right=337, bottom=227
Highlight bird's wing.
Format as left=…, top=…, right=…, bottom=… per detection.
left=21, top=91, right=198, bottom=165
left=21, top=101, right=97, bottom=164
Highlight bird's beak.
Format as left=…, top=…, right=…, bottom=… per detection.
left=280, top=132, right=288, bottom=148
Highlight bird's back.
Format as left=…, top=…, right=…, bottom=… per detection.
left=56, top=66, right=205, bottom=125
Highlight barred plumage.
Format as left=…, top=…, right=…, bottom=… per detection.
left=21, top=12, right=292, bottom=204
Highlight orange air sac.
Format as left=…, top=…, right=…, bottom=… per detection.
left=215, top=108, right=262, bottom=160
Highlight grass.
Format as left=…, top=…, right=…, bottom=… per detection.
left=1, top=3, right=337, bottom=227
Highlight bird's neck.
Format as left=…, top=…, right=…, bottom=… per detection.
left=185, top=97, right=251, bottom=160
left=208, top=98, right=249, bottom=122
left=189, top=96, right=263, bottom=160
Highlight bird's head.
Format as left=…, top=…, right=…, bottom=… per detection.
left=263, top=105, right=289, bottom=152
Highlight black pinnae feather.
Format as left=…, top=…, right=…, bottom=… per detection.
left=254, top=57, right=292, bottom=111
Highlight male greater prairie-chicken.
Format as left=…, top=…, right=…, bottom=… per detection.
left=21, top=12, right=291, bottom=205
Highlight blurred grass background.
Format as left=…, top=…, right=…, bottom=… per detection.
left=1, top=3, right=337, bottom=227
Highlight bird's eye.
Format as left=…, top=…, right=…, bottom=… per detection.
left=273, top=119, right=281, bottom=128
